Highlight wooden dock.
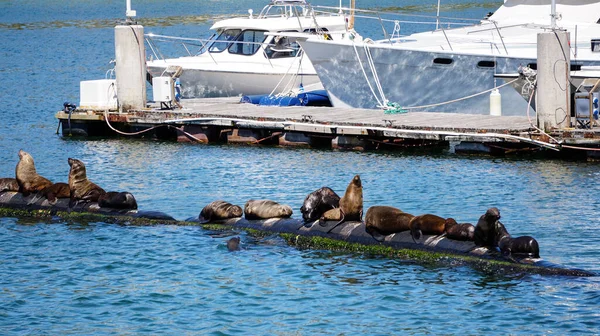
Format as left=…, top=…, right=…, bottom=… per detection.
left=55, top=97, right=600, bottom=159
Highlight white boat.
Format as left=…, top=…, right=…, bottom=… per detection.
left=295, top=0, right=600, bottom=115
left=145, top=0, right=347, bottom=99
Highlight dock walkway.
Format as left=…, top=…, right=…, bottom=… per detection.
left=55, top=97, right=600, bottom=158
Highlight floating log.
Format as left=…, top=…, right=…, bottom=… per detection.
left=0, top=191, right=594, bottom=277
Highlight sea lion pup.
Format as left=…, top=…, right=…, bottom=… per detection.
left=445, top=219, right=475, bottom=241
left=198, top=200, right=243, bottom=224
left=0, top=178, right=20, bottom=193
left=300, top=187, right=340, bottom=223
left=409, top=214, right=454, bottom=242
left=67, top=158, right=106, bottom=208
left=365, top=206, right=414, bottom=235
left=494, top=221, right=540, bottom=260
left=244, top=199, right=293, bottom=220
left=41, top=182, right=70, bottom=204
left=98, top=191, right=138, bottom=210
left=474, top=207, right=501, bottom=247
left=227, top=237, right=241, bottom=251
left=318, top=175, right=363, bottom=233
left=15, top=150, right=53, bottom=196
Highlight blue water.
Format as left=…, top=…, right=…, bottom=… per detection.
left=1, top=0, right=600, bottom=334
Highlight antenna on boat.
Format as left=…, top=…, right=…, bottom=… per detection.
left=436, top=0, right=441, bottom=30
left=126, top=0, right=136, bottom=22
left=550, top=0, right=557, bottom=29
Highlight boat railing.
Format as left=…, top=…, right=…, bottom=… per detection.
left=145, top=33, right=297, bottom=68
left=310, top=5, right=515, bottom=54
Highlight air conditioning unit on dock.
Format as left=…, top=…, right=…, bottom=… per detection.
left=152, top=76, right=174, bottom=103
left=79, top=79, right=118, bottom=110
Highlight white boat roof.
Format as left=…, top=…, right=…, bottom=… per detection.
left=489, top=0, right=600, bottom=25
left=211, top=15, right=345, bottom=32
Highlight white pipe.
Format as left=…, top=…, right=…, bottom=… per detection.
left=126, top=0, right=136, bottom=18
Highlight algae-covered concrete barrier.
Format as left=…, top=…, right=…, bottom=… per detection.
left=0, top=191, right=595, bottom=277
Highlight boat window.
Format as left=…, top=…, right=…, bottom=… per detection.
left=266, top=34, right=300, bottom=59
left=433, top=58, right=453, bottom=65
left=208, top=29, right=242, bottom=53
left=571, top=64, right=582, bottom=71
left=228, top=30, right=267, bottom=56
left=477, top=60, right=496, bottom=68
left=527, top=63, right=537, bottom=70
left=196, top=33, right=216, bottom=55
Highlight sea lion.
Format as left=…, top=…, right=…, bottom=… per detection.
left=67, top=158, right=106, bottom=208
left=300, top=187, right=340, bottom=223
left=410, top=214, right=453, bottom=241
left=15, top=150, right=53, bottom=196
left=474, top=207, right=501, bottom=247
left=227, top=237, right=241, bottom=251
left=244, top=199, right=293, bottom=220
left=98, top=191, right=138, bottom=210
left=0, top=178, right=19, bottom=193
left=41, top=182, right=70, bottom=204
left=445, top=220, right=475, bottom=241
left=494, top=221, right=540, bottom=259
left=365, top=206, right=414, bottom=235
left=319, top=175, right=363, bottom=233
left=198, top=200, right=243, bottom=224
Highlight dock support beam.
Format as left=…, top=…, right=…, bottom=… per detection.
left=115, top=24, right=147, bottom=111
left=536, top=31, right=571, bottom=131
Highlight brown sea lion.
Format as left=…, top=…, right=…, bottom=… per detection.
left=41, top=182, right=70, bottom=204
left=244, top=199, right=293, bottom=220
left=98, top=191, right=138, bottom=210
left=474, top=207, right=501, bottom=247
left=227, top=237, right=241, bottom=251
left=318, top=175, right=363, bottom=233
left=15, top=150, right=53, bottom=196
left=300, top=187, right=340, bottom=223
left=0, top=178, right=20, bottom=193
left=67, top=158, right=106, bottom=208
left=410, top=214, right=454, bottom=242
left=494, top=221, right=540, bottom=260
left=365, top=206, right=414, bottom=235
left=198, top=200, right=243, bottom=224
left=445, top=220, right=475, bottom=241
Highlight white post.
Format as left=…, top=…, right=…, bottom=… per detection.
left=551, top=0, right=556, bottom=29
left=536, top=31, right=571, bottom=131
left=436, top=0, right=441, bottom=30
left=115, top=25, right=147, bottom=111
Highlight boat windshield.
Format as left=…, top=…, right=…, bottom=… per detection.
left=228, top=30, right=267, bottom=55
left=208, top=29, right=242, bottom=53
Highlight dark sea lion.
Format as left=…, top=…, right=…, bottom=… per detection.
left=300, top=187, right=340, bottom=223
left=15, top=150, right=53, bottom=196
left=494, top=221, right=540, bottom=259
left=244, top=199, right=293, bottom=220
left=0, top=178, right=19, bottom=192
left=41, top=182, right=70, bottom=204
left=474, top=207, right=501, bottom=247
left=67, top=158, right=106, bottom=208
left=410, top=214, right=453, bottom=242
left=365, top=206, right=414, bottom=235
left=227, top=237, right=241, bottom=251
left=98, top=191, right=138, bottom=210
left=198, top=200, right=243, bottom=224
left=319, top=175, right=363, bottom=233
left=445, top=219, right=475, bottom=241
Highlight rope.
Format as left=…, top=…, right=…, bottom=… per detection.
left=400, top=78, right=520, bottom=111
left=352, top=41, right=385, bottom=108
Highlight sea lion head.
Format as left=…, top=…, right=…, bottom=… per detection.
left=445, top=218, right=458, bottom=230
left=484, top=207, right=501, bottom=222
left=68, top=158, right=87, bottom=181
left=18, top=149, right=28, bottom=160
left=352, top=175, right=362, bottom=188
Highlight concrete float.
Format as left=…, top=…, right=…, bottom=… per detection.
left=0, top=191, right=594, bottom=277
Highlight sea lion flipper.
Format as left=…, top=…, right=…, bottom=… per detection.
left=326, top=209, right=345, bottom=234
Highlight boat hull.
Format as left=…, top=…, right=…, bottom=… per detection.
left=147, top=65, right=321, bottom=99
left=300, top=39, right=600, bottom=116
